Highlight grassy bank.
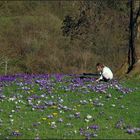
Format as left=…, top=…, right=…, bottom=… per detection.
left=0, top=74, right=139, bottom=139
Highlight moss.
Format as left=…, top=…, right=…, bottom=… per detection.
left=115, top=62, right=129, bottom=78
left=128, top=62, right=140, bottom=78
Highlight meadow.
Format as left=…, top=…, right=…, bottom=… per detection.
left=0, top=74, right=140, bottom=139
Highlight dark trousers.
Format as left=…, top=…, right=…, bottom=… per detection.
left=100, top=76, right=110, bottom=82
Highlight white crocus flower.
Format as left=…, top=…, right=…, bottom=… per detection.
left=86, top=114, right=92, bottom=119
left=85, top=119, right=89, bottom=122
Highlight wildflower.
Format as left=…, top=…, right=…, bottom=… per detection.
left=53, top=113, right=58, bottom=116
left=51, top=122, right=55, bottom=125
left=59, top=110, right=64, bottom=114
left=109, top=116, right=113, bottom=120
left=86, top=114, right=92, bottom=119
left=9, top=115, right=13, bottom=118
left=58, top=99, right=64, bottom=103
left=121, top=105, right=125, bottom=109
left=52, top=106, right=57, bottom=109
left=111, top=104, right=116, bottom=107
left=89, top=125, right=99, bottom=130
left=11, top=130, right=22, bottom=136
left=58, top=118, right=63, bottom=123
left=66, top=123, right=72, bottom=127
left=37, top=100, right=41, bottom=104
left=134, top=127, right=140, bottom=132
left=35, top=136, right=40, bottom=140
left=10, top=119, right=14, bottom=122
left=11, top=110, right=15, bottom=113
left=41, top=94, right=45, bottom=98
left=15, top=101, right=18, bottom=104
left=47, top=115, right=53, bottom=119
left=0, top=119, right=2, bottom=123
left=85, top=119, right=90, bottom=122
left=32, top=122, right=41, bottom=127
left=92, top=133, right=98, bottom=137
left=51, top=96, right=54, bottom=98
left=73, top=108, right=77, bottom=111
left=74, top=130, right=77, bottom=134
left=74, top=112, right=80, bottom=118
left=115, top=119, right=125, bottom=129
left=9, top=97, right=16, bottom=101
left=42, top=118, right=47, bottom=121
left=32, top=108, right=35, bottom=111
left=126, top=128, right=135, bottom=134
left=51, top=121, right=57, bottom=128
left=99, top=96, right=102, bottom=98
left=106, top=94, right=112, bottom=98
left=68, top=114, right=74, bottom=119
left=30, top=90, right=34, bottom=93
left=89, top=99, right=92, bottom=102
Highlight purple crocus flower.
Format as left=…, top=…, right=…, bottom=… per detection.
left=84, top=132, right=91, bottom=140
left=126, top=128, right=135, bottom=134
left=30, top=95, right=41, bottom=100
left=115, top=119, right=125, bottom=129
left=89, top=125, right=99, bottom=130
left=79, top=128, right=85, bottom=135
left=35, top=105, right=46, bottom=109
left=74, top=112, right=80, bottom=118
left=11, top=131, right=22, bottom=136
left=47, top=114, right=53, bottom=119
left=45, top=101, right=54, bottom=106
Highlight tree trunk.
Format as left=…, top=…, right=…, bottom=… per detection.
left=129, top=16, right=140, bottom=76
left=128, top=1, right=140, bottom=76
left=136, top=1, right=140, bottom=63
left=116, top=0, right=140, bottom=78
left=127, top=0, right=135, bottom=73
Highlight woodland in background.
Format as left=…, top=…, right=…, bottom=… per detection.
left=0, top=1, right=138, bottom=75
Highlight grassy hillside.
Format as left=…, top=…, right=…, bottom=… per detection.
left=0, top=1, right=129, bottom=74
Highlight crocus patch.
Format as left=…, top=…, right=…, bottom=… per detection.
left=0, top=74, right=139, bottom=139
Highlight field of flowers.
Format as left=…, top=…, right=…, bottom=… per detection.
left=0, top=74, right=140, bottom=139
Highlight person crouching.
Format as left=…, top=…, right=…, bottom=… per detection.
left=96, top=63, right=113, bottom=82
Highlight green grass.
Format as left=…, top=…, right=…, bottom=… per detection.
left=0, top=79, right=140, bottom=139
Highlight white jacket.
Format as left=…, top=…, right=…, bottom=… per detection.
left=99, top=66, right=113, bottom=80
